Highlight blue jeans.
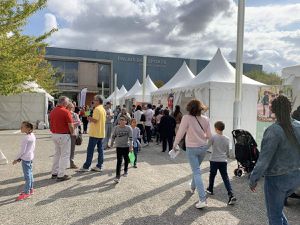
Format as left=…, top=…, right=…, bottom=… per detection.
left=22, top=160, right=33, bottom=194
left=208, top=161, right=233, bottom=196
left=264, top=169, right=300, bottom=225
left=133, top=146, right=139, bottom=166
left=186, top=146, right=208, bottom=202
left=83, top=137, right=103, bottom=169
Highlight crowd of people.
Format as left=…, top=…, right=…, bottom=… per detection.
left=12, top=94, right=300, bottom=225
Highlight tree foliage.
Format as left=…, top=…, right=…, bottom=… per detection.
left=154, top=80, right=164, bottom=88
left=0, top=0, right=57, bottom=95
left=245, top=70, right=282, bottom=85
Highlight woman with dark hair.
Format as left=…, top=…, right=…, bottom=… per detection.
left=159, top=109, right=176, bottom=152
left=134, top=105, right=146, bottom=144
left=173, top=99, right=212, bottom=209
left=173, top=105, right=183, bottom=133
left=249, top=95, right=300, bottom=225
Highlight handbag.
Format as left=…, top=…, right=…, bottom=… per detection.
left=75, top=131, right=83, bottom=146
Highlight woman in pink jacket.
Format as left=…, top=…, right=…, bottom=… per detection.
left=173, top=99, right=212, bottom=209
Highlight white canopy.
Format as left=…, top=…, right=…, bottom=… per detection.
left=152, top=61, right=195, bottom=96
left=0, top=81, right=54, bottom=130
left=167, top=48, right=265, bottom=139
left=116, top=85, right=128, bottom=99
left=129, top=76, right=158, bottom=102
left=124, top=80, right=141, bottom=99
left=106, top=87, right=119, bottom=102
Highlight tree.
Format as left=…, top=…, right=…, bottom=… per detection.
left=0, top=0, right=57, bottom=95
left=245, top=70, right=282, bottom=85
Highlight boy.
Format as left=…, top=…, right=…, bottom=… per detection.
left=206, top=121, right=237, bottom=205
left=111, top=116, right=133, bottom=183
left=130, top=118, right=141, bottom=168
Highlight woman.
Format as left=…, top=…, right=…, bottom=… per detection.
left=134, top=105, right=146, bottom=144
left=80, top=106, right=90, bottom=134
left=154, top=108, right=163, bottom=144
left=66, top=102, right=81, bottom=169
left=159, top=109, right=176, bottom=152
left=173, top=99, right=212, bottom=209
left=173, top=105, right=183, bottom=133
left=249, top=95, right=300, bottom=225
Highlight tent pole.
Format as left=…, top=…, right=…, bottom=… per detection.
left=233, top=0, right=245, bottom=130
left=101, top=81, right=104, bottom=97
left=142, top=55, right=147, bottom=103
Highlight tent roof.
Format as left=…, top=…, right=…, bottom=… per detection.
left=128, top=76, right=158, bottom=100
left=124, top=80, right=141, bottom=99
left=116, top=85, right=127, bottom=99
left=22, top=81, right=54, bottom=101
left=106, top=87, right=119, bottom=101
left=153, top=61, right=195, bottom=94
left=183, top=48, right=265, bottom=89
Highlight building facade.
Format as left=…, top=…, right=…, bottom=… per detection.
left=46, top=47, right=263, bottom=102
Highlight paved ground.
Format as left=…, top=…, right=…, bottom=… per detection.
left=0, top=130, right=299, bottom=225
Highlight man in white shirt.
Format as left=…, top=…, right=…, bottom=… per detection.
left=144, top=104, right=154, bottom=145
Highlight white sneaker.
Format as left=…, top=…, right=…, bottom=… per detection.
left=77, top=167, right=90, bottom=172
left=195, top=201, right=207, bottom=209
left=91, top=167, right=102, bottom=172
left=114, top=178, right=120, bottom=183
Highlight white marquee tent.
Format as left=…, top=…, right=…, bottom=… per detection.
left=282, top=64, right=300, bottom=111
left=106, top=85, right=127, bottom=106
left=172, top=48, right=265, bottom=138
left=152, top=61, right=195, bottom=106
left=0, top=81, right=54, bottom=130
left=128, top=76, right=158, bottom=103
left=124, top=79, right=141, bottom=100
left=106, top=87, right=119, bottom=102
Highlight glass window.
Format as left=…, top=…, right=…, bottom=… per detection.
left=98, top=63, right=111, bottom=88
left=49, top=60, right=78, bottom=84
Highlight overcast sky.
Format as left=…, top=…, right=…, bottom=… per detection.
left=24, top=0, right=300, bottom=74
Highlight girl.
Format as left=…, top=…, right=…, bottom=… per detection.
left=13, top=121, right=36, bottom=201
left=130, top=118, right=141, bottom=168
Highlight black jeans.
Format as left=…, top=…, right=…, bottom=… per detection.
left=162, top=135, right=173, bottom=152
left=145, top=125, right=152, bottom=143
left=116, top=147, right=129, bottom=178
left=208, top=161, right=233, bottom=196
left=137, top=124, right=147, bottom=143
left=82, top=117, right=88, bottom=133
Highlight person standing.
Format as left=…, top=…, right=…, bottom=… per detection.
left=49, top=96, right=74, bottom=181
left=13, top=121, right=36, bottom=201
left=103, top=102, right=113, bottom=150
left=206, top=121, right=236, bottom=205
left=144, top=104, right=154, bottom=145
left=110, top=116, right=133, bottom=183
left=79, top=95, right=106, bottom=172
left=261, top=91, right=269, bottom=117
left=173, top=105, right=183, bottom=133
left=134, top=105, right=146, bottom=144
left=66, top=102, right=81, bottom=169
left=159, top=109, right=176, bottom=152
left=173, top=99, right=212, bottom=209
left=249, top=95, right=300, bottom=225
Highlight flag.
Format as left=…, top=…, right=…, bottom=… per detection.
left=79, top=88, right=88, bottom=107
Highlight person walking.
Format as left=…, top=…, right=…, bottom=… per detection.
left=49, top=96, right=74, bottom=181
left=110, top=116, right=133, bottom=183
left=134, top=105, right=146, bottom=144
left=159, top=109, right=176, bottom=152
left=173, top=99, right=212, bottom=209
left=66, top=102, right=81, bottom=169
left=144, top=104, right=154, bottom=145
left=130, top=118, right=141, bottom=168
left=79, top=95, right=106, bottom=172
left=206, top=121, right=236, bottom=205
left=249, top=95, right=300, bottom=225
left=103, top=102, right=113, bottom=150
left=173, top=105, right=183, bottom=133
left=13, top=121, right=36, bottom=201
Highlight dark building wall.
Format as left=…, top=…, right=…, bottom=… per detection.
left=46, top=47, right=262, bottom=91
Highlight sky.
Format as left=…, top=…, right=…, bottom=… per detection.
left=23, top=0, right=300, bottom=74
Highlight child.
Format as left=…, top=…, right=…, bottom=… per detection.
left=206, top=121, right=236, bottom=205
left=111, top=116, right=133, bottom=183
left=130, top=118, right=141, bottom=168
left=12, top=121, right=36, bottom=201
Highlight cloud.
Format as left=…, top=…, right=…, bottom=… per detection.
left=44, top=13, right=58, bottom=32
left=45, top=0, right=300, bottom=73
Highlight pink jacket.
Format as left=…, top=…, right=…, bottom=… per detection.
left=174, top=115, right=212, bottom=148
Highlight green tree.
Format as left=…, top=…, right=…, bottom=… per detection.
left=245, top=70, right=282, bottom=85
left=154, top=80, right=164, bottom=88
left=0, top=0, right=57, bottom=95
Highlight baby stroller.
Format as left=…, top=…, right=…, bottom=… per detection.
left=232, top=129, right=260, bottom=177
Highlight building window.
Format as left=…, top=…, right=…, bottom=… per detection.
left=98, top=63, right=111, bottom=89
left=49, top=60, right=78, bottom=84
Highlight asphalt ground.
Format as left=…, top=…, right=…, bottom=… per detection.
left=0, top=130, right=299, bottom=225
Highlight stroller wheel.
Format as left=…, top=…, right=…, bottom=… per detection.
left=237, top=169, right=243, bottom=177
left=234, top=169, right=238, bottom=176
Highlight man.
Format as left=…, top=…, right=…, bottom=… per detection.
left=103, top=102, right=113, bottom=149
left=261, top=91, right=269, bottom=116
left=50, top=96, right=74, bottom=181
left=144, top=104, right=154, bottom=145
left=79, top=95, right=106, bottom=172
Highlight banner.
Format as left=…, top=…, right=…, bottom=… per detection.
left=79, top=88, right=88, bottom=107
